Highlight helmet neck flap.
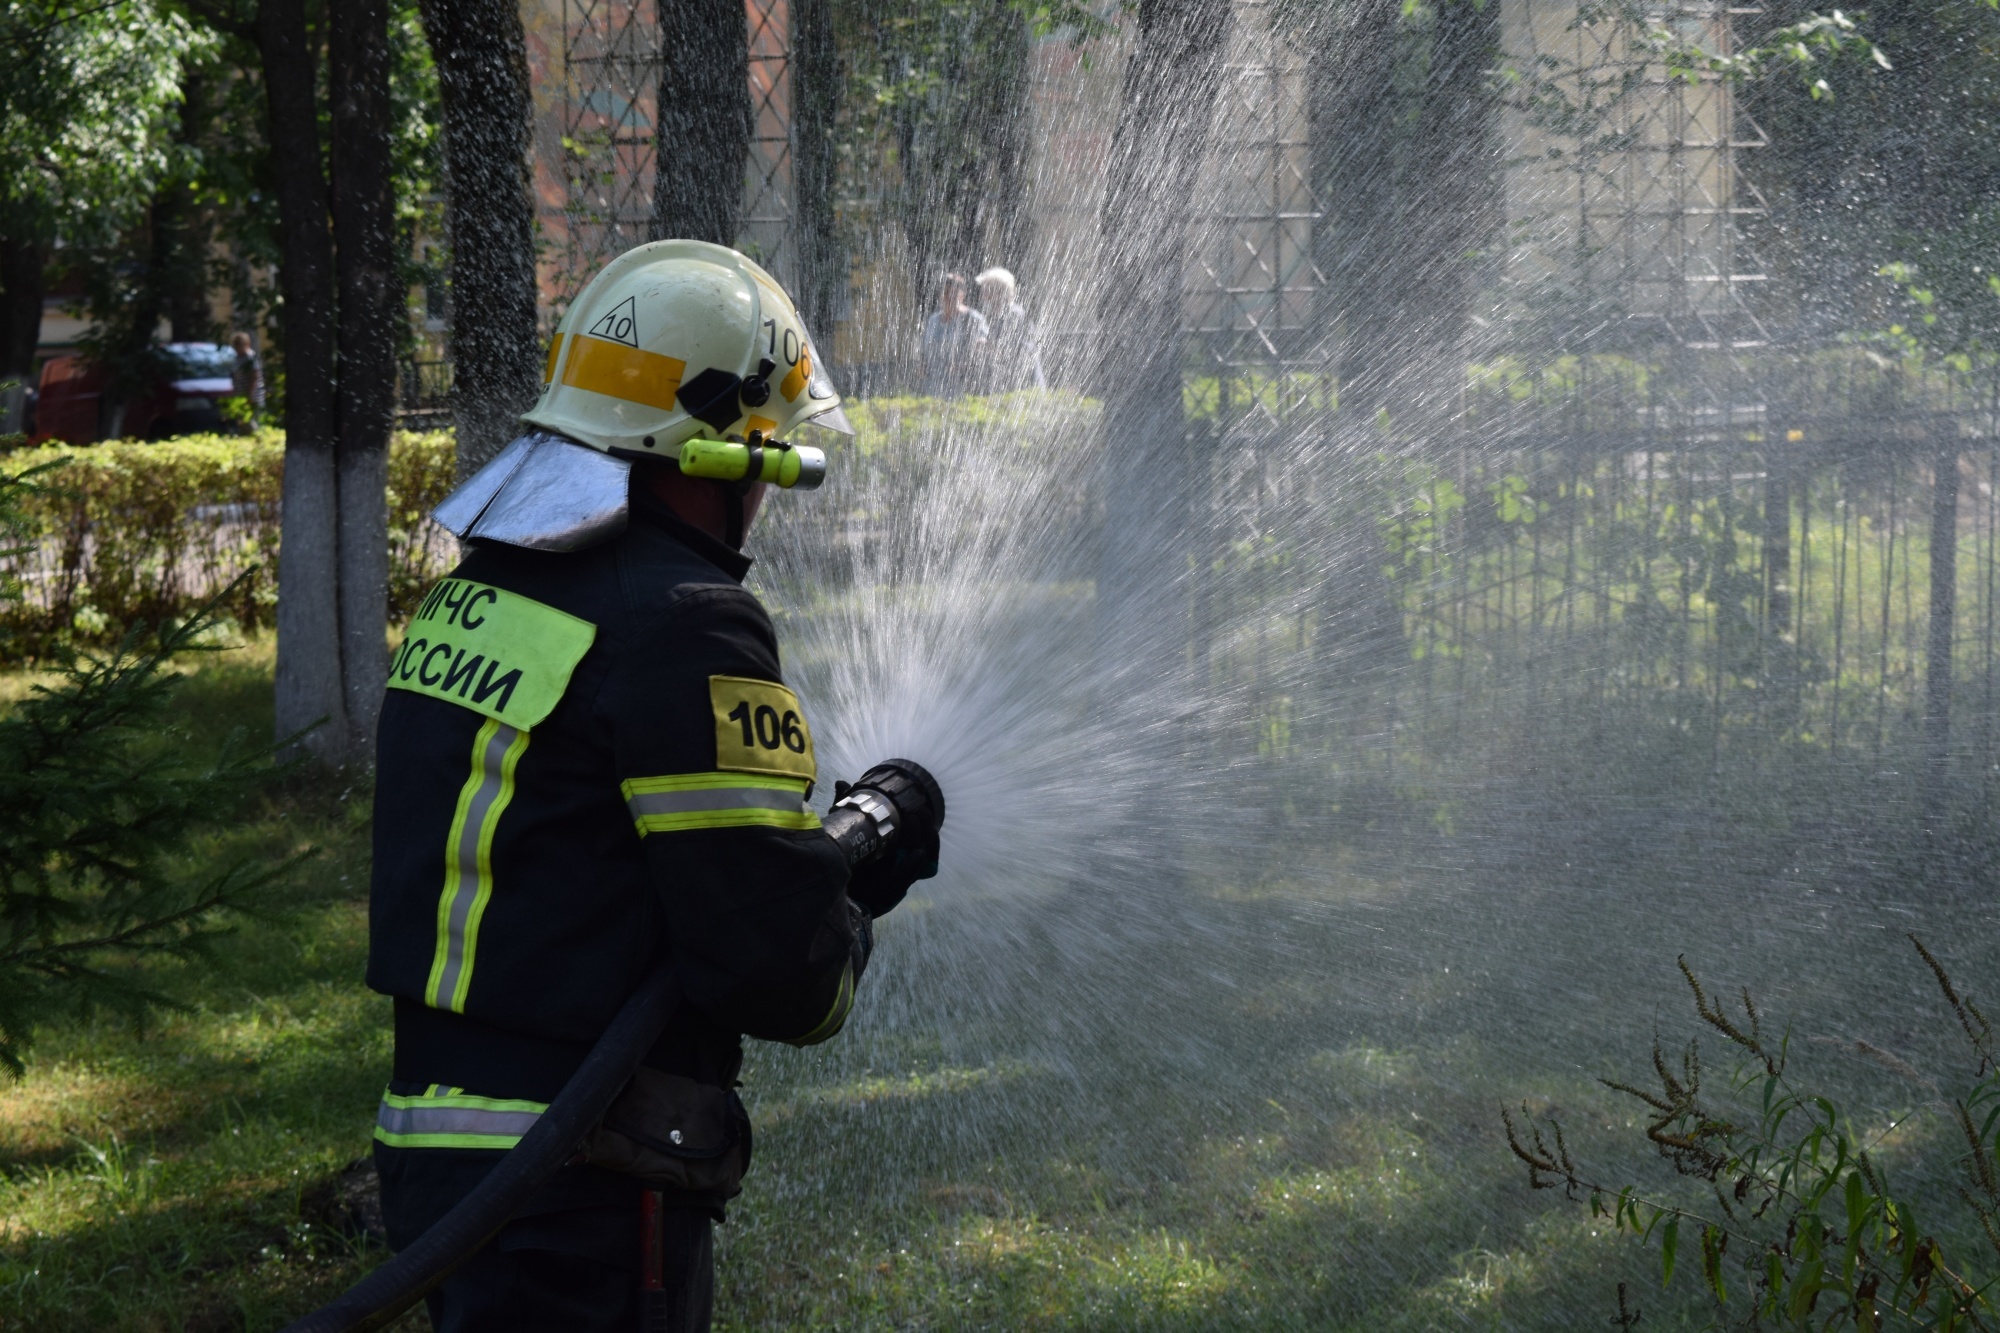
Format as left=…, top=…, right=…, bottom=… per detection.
left=432, top=432, right=631, bottom=552
left=431, top=431, right=773, bottom=554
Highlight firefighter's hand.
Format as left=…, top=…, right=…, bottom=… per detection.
left=845, top=838, right=937, bottom=918
left=832, top=759, right=943, bottom=918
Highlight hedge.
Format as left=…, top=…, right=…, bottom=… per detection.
left=0, top=431, right=458, bottom=659
left=0, top=393, right=1103, bottom=661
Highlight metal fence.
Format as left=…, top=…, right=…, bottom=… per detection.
left=1191, top=352, right=2000, bottom=819
left=395, top=358, right=453, bottom=426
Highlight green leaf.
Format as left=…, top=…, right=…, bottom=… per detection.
left=1897, top=1211, right=1923, bottom=1282
left=1661, top=1213, right=1680, bottom=1286
left=1788, top=1271, right=1823, bottom=1319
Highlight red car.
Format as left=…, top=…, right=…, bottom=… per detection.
left=34, top=342, right=240, bottom=444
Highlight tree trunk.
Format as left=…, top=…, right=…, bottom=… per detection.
left=257, top=0, right=347, bottom=762
left=1403, top=0, right=1501, bottom=419
left=895, top=9, right=1036, bottom=286
left=653, top=0, right=751, bottom=246
left=1311, top=0, right=1500, bottom=430
left=1094, top=0, right=1233, bottom=659
left=0, top=237, right=43, bottom=435
left=102, top=67, right=216, bottom=434
left=792, top=0, right=842, bottom=341
left=332, top=0, right=396, bottom=760
left=419, top=0, right=541, bottom=473
left=965, top=8, right=1035, bottom=273
left=1309, top=0, right=1401, bottom=424
left=1089, top=0, right=1231, bottom=903
left=1923, top=438, right=1960, bottom=868
left=162, top=73, right=214, bottom=343
left=101, top=194, right=175, bottom=439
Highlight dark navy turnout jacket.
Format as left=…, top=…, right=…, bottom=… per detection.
left=367, top=490, right=860, bottom=1127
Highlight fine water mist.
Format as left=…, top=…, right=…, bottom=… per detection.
left=763, top=409, right=1125, bottom=900
left=688, top=3, right=2000, bottom=1323
left=740, top=394, right=2000, bottom=1325
left=741, top=371, right=1978, bottom=1317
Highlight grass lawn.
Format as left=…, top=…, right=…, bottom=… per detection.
left=0, top=639, right=401, bottom=1331
left=4, top=638, right=1985, bottom=1331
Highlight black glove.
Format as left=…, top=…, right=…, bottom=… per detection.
left=845, top=835, right=936, bottom=919
left=826, top=759, right=944, bottom=919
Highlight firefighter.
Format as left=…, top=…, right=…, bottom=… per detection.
left=366, top=240, right=942, bottom=1332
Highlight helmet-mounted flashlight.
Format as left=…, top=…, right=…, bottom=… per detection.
left=677, top=434, right=827, bottom=490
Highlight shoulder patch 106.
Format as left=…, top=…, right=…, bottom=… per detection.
left=388, top=579, right=597, bottom=729
left=710, top=675, right=815, bottom=780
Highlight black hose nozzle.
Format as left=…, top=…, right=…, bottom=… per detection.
left=823, top=758, right=945, bottom=869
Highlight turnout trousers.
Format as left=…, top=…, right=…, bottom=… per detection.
left=375, top=1142, right=714, bottom=1333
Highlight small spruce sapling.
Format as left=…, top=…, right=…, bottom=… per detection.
left=0, top=463, right=302, bottom=1074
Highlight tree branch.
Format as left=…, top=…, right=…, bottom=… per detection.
left=176, top=0, right=255, bottom=42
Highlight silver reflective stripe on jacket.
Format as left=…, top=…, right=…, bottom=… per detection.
left=618, top=772, right=820, bottom=835
left=373, top=1088, right=549, bottom=1150
left=626, top=784, right=807, bottom=819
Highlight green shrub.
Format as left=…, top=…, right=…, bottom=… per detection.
left=0, top=430, right=457, bottom=659
left=1506, top=941, right=2000, bottom=1329
left=385, top=429, right=459, bottom=618
left=840, top=389, right=1100, bottom=449
left=0, top=402, right=1105, bottom=660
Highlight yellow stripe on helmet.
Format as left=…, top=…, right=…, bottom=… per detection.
left=780, top=348, right=810, bottom=402
left=561, top=336, right=687, bottom=413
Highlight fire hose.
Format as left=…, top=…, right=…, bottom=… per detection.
left=280, top=759, right=944, bottom=1333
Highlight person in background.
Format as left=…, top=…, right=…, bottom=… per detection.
left=974, top=267, right=1047, bottom=392
left=919, top=273, right=988, bottom=396
left=229, top=332, right=265, bottom=428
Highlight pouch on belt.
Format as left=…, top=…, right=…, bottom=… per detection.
left=579, top=1067, right=752, bottom=1199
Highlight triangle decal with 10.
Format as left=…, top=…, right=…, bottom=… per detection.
left=587, top=296, right=639, bottom=347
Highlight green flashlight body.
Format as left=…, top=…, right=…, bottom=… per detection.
left=678, top=437, right=827, bottom=489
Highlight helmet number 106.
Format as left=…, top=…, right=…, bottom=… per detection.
left=760, top=318, right=801, bottom=366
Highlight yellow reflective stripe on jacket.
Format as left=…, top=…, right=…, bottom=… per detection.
left=425, top=719, right=530, bottom=1012
left=373, top=1086, right=549, bottom=1150
left=619, top=772, right=820, bottom=835
left=785, top=961, right=855, bottom=1047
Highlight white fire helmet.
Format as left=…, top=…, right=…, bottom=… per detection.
left=523, top=239, right=852, bottom=456
left=431, top=241, right=852, bottom=554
